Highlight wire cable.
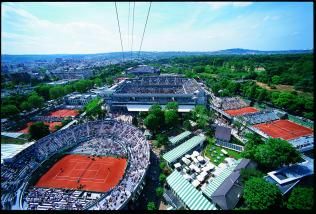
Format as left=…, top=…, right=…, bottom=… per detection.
left=114, top=2, right=124, bottom=62
left=131, top=1, right=135, bottom=60
left=138, top=2, right=152, bottom=58
left=127, top=2, right=130, bottom=51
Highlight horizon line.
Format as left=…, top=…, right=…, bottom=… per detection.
left=2, top=48, right=313, bottom=56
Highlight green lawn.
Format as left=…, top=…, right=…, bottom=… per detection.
left=1, top=135, right=29, bottom=144
left=203, top=137, right=242, bottom=166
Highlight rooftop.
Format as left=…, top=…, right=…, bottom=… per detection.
left=166, top=170, right=216, bottom=210
left=163, top=135, right=206, bottom=164
left=114, top=76, right=203, bottom=95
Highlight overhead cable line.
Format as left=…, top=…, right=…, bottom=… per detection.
left=131, top=2, right=135, bottom=61
left=114, top=2, right=124, bottom=62
left=138, top=2, right=152, bottom=58
left=127, top=2, right=131, bottom=51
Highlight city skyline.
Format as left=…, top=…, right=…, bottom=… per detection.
left=1, top=2, right=314, bottom=54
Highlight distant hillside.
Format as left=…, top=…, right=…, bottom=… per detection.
left=1, top=49, right=313, bottom=63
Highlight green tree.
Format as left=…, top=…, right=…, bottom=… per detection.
left=155, top=187, right=164, bottom=197
left=159, top=161, right=167, bottom=170
left=240, top=168, right=264, bottom=184
left=241, top=132, right=265, bottom=160
left=49, top=86, right=65, bottom=99
left=287, top=187, right=314, bottom=210
left=183, top=120, right=192, bottom=131
left=165, top=102, right=178, bottom=111
left=1, top=104, right=20, bottom=118
left=144, top=114, right=160, bottom=133
left=94, top=78, right=103, bottom=87
left=147, top=202, right=156, bottom=210
left=20, top=101, right=32, bottom=111
left=156, top=134, right=169, bottom=147
left=29, top=122, right=50, bottom=140
left=159, top=173, right=166, bottom=183
left=36, top=84, right=52, bottom=100
left=64, top=85, right=74, bottom=94
left=164, top=110, right=178, bottom=128
left=271, top=75, right=281, bottom=84
left=254, top=138, right=301, bottom=169
left=28, top=94, right=44, bottom=108
left=191, top=105, right=209, bottom=129
left=243, top=177, right=282, bottom=209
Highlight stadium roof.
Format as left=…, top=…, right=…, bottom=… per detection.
left=126, top=104, right=195, bottom=112
left=166, top=170, right=216, bottom=210
left=163, top=135, right=206, bottom=164
left=1, top=132, right=23, bottom=139
left=202, top=159, right=242, bottom=199
left=215, top=126, right=231, bottom=142
left=1, top=141, right=35, bottom=164
left=267, top=158, right=314, bottom=185
left=169, top=131, right=191, bottom=145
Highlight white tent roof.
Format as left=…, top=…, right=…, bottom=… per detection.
left=182, top=157, right=191, bottom=165
left=192, top=157, right=199, bottom=163
left=200, top=171, right=208, bottom=178
left=192, top=151, right=199, bottom=157
left=197, top=174, right=206, bottom=182
left=221, top=149, right=228, bottom=155
left=197, top=156, right=204, bottom=162
left=192, top=179, right=201, bottom=187
left=202, top=163, right=215, bottom=171
left=174, top=163, right=181, bottom=168
left=183, top=174, right=191, bottom=180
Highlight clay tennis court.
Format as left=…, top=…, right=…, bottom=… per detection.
left=35, top=154, right=127, bottom=192
left=48, top=109, right=79, bottom=117
left=18, top=122, right=62, bottom=133
left=254, top=119, right=313, bottom=140
left=225, top=107, right=259, bottom=116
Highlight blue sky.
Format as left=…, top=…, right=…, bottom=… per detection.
left=1, top=2, right=313, bottom=54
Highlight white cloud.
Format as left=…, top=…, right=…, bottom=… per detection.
left=263, top=15, right=280, bottom=21
left=1, top=4, right=127, bottom=54
left=205, top=2, right=253, bottom=10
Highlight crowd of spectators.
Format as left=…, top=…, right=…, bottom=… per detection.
left=116, top=76, right=202, bottom=95
left=242, top=110, right=279, bottom=125
left=25, top=188, right=101, bottom=210
left=219, top=97, right=248, bottom=110
left=1, top=119, right=150, bottom=210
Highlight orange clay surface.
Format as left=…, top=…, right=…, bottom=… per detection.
left=18, top=122, right=62, bottom=134
left=35, top=154, right=127, bottom=192
left=254, top=119, right=313, bottom=140
left=224, top=107, right=259, bottom=116
left=47, top=109, right=79, bottom=117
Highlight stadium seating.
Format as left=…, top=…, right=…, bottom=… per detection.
left=242, top=110, right=279, bottom=125
left=1, top=120, right=150, bottom=210
left=219, top=97, right=248, bottom=111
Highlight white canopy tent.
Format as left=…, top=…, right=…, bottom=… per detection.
left=192, top=179, right=201, bottom=188
left=182, top=157, right=191, bottom=165
left=221, top=149, right=228, bottom=155
left=174, top=163, right=181, bottom=169
left=197, top=156, right=204, bottom=162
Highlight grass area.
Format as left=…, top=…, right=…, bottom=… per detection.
left=255, top=81, right=312, bottom=96
left=1, top=135, right=29, bottom=144
left=203, top=137, right=242, bottom=166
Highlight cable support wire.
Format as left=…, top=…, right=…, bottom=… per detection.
left=114, top=2, right=125, bottom=62
left=138, top=2, right=152, bottom=59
